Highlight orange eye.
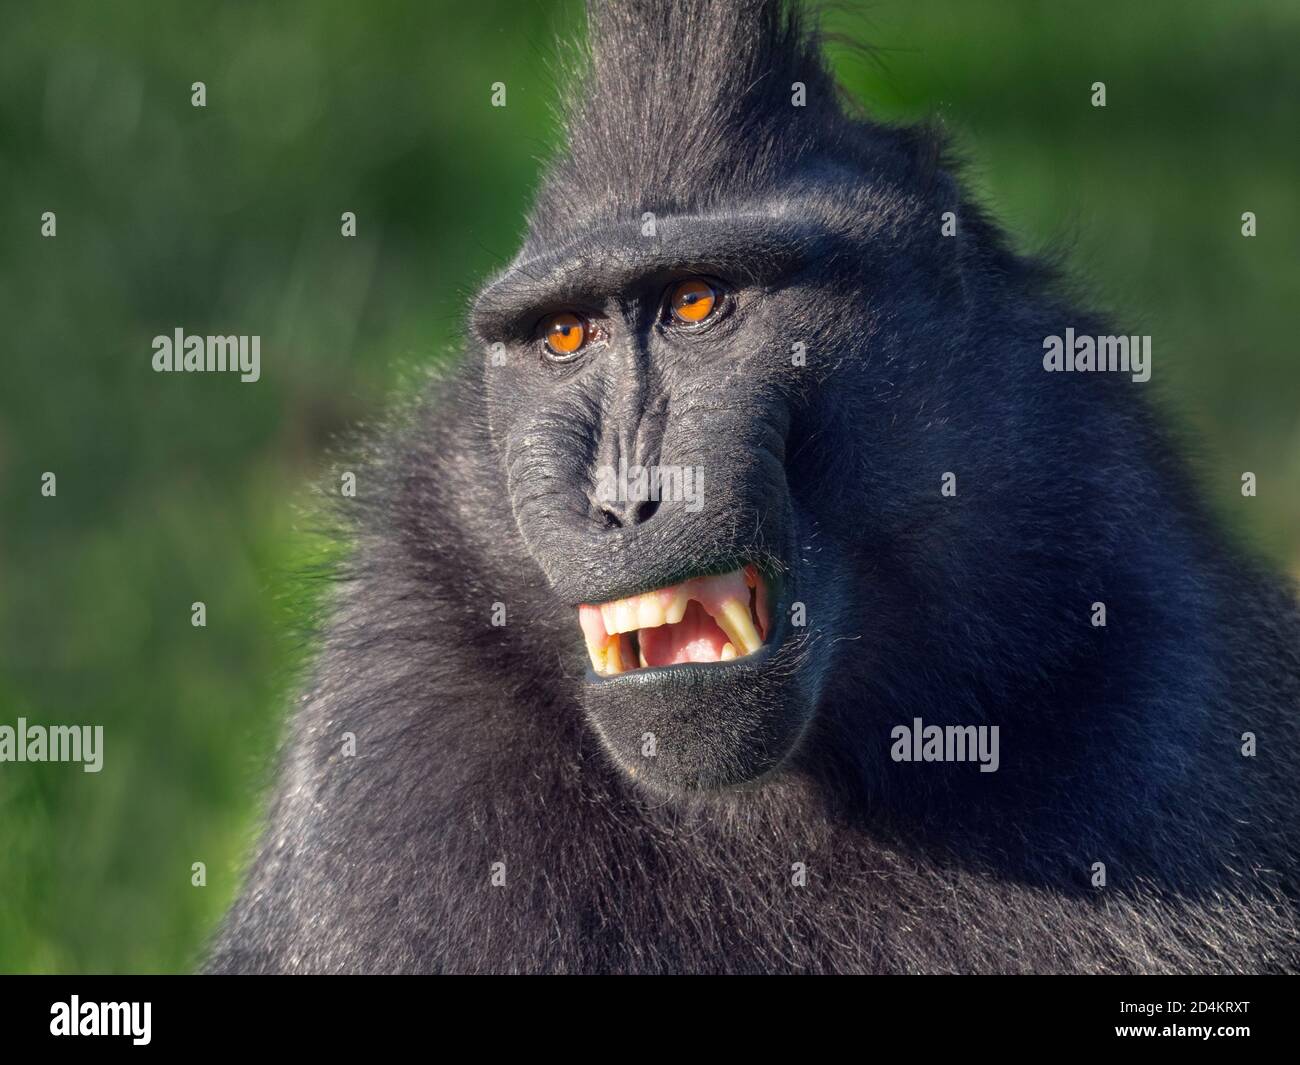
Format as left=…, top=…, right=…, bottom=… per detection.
left=668, top=279, right=717, bottom=324
left=542, top=312, right=587, bottom=358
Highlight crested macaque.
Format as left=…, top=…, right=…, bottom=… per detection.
left=208, top=0, right=1300, bottom=974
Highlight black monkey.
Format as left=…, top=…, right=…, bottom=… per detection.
left=208, top=0, right=1300, bottom=973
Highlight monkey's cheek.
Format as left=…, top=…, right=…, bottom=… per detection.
left=581, top=657, right=813, bottom=793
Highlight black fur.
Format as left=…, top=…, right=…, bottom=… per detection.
left=208, top=0, right=1300, bottom=973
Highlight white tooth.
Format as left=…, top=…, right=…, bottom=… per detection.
left=715, top=600, right=763, bottom=656
left=613, top=601, right=637, bottom=634
left=720, top=642, right=737, bottom=661
left=600, top=604, right=615, bottom=634
left=639, top=646, right=649, bottom=668
left=666, top=590, right=689, bottom=624
left=637, top=597, right=666, bottom=630
left=579, top=605, right=612, bottom=675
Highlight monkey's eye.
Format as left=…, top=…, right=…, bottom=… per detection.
left=667, top=278, right=717, bottom=324
left=540, top=312, right=589, bottom=360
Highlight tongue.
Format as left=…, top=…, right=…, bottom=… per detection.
left=638, top=600, right=731, bottom=667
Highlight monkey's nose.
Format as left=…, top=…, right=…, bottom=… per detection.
left=594, top=496, right=661, bottom=529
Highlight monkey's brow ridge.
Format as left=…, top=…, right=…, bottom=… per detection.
left=470, top=210, right=822, bottom=338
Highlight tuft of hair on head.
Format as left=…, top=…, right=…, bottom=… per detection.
left=529, top=0, right=844, bottom=241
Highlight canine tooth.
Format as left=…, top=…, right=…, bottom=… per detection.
left=606, top=636, right=623, bottom=674
left=578, top=605, right=610, bottom=673
left=715, top=599, right=763, bottom=656
left=639, top=645, right=649, bottom=668
left=720, top=642, right=737, bottom=660
left=755, top=574, right=770, bottom=639
left=637, top=597, right=666, bottom=630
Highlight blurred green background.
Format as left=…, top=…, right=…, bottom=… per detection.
left=0, top=0, right=1296, bottom=973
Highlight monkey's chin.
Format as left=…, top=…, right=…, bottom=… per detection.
left=580, top=607, right=814, bottom=793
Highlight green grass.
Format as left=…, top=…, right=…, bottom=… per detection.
left=0, top=0, right=1296, bottom=972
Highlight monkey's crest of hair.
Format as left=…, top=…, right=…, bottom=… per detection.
left=528, top=0, right=844, bottom=243
left=207, top=0, right=1300, bottom=975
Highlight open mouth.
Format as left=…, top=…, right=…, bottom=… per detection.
left=579, top=565, right=771, bottom=676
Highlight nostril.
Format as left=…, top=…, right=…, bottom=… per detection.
left=634, top=497, right=660, bottom=524
left=594, top=496, right=660, bottom=530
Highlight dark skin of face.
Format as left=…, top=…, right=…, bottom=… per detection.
left=474, top=214, right=819, bottom=789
